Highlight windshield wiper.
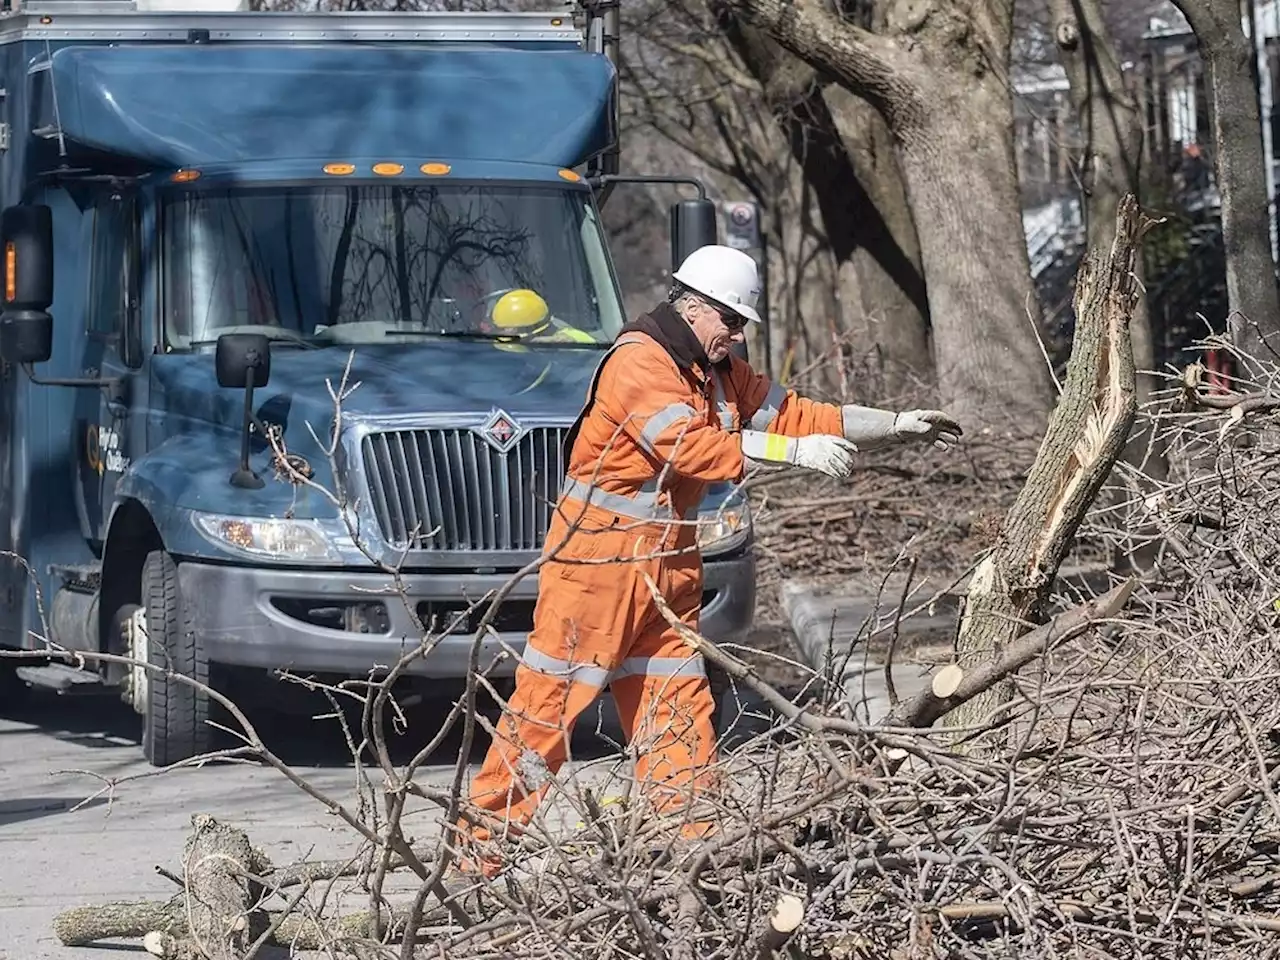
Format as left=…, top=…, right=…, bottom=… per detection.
left=383, top=330, right=608, bottom=348
left=384, top=329, right=512, bottom=341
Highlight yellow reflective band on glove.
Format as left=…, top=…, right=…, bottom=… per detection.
left=742, top=430, right=858, bottom=480
left=741, top=429, right=795, bottom=464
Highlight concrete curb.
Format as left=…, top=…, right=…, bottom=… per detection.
left=779, top=563, right=1116, bottom=720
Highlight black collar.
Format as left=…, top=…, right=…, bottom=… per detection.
left=618, top=301, right=730, bottom=376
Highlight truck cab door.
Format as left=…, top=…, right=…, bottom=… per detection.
left=76, top=191, right=142, bottom=545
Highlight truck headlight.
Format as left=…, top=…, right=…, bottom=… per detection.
left=696, top=492, right=751, bottom=557
left=192, top=513, right=337, bottom=561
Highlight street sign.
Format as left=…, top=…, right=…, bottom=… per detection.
left=723, top=200, right=761, bottom=251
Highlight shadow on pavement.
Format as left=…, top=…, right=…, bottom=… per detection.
left=0, top=795, right=109, bottom=827
left=0, top=670, right=795, bottom=772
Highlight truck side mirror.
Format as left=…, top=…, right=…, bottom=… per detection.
left=0, top=204, right=54, bottom=365
left=670, top=198, right=718, bottom=273
left=216, top=333, right=271, bottom=490
left=216, top=332, right=272, bottom=389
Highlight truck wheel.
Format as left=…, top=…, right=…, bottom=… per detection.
left=128, top=549, right=209, bottom=767
left=0, top=659, right=31, bottom=714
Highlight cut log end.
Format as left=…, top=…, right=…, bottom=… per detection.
left=931, top=663, right=964, bottom=699
left=142, top=931, right=201, bottom=960
left=757, top=892, right=806, bottom=957
left=771, top=894, right=804, bottom=934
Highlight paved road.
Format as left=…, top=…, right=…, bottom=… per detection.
left=0, top=682, right=612, bottom=960
left=0, top=592, right=926, bottom=960
left=0, top=674, right=791, bottom=960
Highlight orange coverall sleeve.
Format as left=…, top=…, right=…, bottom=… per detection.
left=726, top=355, right=844, bottom=437
left=598, top=346, right=746, bottom=482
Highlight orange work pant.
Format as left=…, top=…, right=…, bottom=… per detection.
left=462, top=501, right=719, bottom=864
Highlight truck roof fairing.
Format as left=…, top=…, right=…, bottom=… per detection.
left=36, top=42, right=616, bottom=170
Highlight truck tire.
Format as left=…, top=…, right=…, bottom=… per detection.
left=0, top=660, right=31, bottom=714
left=135, top=549, right=209, bottom=767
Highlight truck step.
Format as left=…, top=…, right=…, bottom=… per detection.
left=16, top=663, right=103, bottom=694
left=50, top=563, right=102, bottom=591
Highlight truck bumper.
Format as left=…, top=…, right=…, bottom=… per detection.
left=180, top=550, right=756, bottom=678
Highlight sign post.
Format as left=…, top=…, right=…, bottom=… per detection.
left=721, top=200, right=771, bottom=375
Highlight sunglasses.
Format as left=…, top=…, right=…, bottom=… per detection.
left=708, top=304, right=749, bottom=331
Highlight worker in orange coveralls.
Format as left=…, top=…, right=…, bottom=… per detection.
left=459, top=245, right=962, bottom=875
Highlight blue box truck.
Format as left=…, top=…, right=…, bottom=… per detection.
left=0, top=0, right=758, bottom=765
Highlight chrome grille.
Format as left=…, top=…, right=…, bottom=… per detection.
left=361, top=426, right=568, bottom=551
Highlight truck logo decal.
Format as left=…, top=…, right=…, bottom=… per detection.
left=477, top=408, right=523, bottom=455
left=86, top=422, right=131, bottom=476
left=85, top=424, right=103, bottom=477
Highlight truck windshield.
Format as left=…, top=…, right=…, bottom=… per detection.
left=161, top=182, right=626, bottom=349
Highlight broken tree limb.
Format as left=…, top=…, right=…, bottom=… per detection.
left=181, top=813, right=255, bottom=960
left=50, top=816, right=460, bottom=954
left=54, top=898, right=435, bottom=950
left=755, top=893, right=804, bottom=958
left=886, top=579, right=1135, bottom=730
left=53, top=898, right=187, bottom=946
left=942, top=193, right=1149, bottom=741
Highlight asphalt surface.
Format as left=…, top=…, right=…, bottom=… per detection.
left=0, top=678, right=627, bottom=960
left=0, top=601, right=926, bottom=959
left=0, top=672, right=790, bottom=960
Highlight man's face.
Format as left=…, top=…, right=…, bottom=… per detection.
left=687, top=298, right=748, bottom=363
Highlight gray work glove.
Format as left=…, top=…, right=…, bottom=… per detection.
left=840, top=405, right=963, bottom=452
left=741, top=430, right=858, bottom=480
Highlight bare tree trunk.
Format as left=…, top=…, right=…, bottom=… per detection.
left=1050, top=0, right=1151, bottom=391
left=721, top=17, right=933, bottom=399
left=1170, top=0, right=1280, bottom=360
left=722, top=0, right=1058, bottom=436
left=1051, top=0, right=1169, bottom=574
left=828, top=86, right=935, bottom=402
left=943, top=194, right=1147, bottom=741
left=895, top=94, right=1056, bottom=433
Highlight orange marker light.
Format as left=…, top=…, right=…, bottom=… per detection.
left=558, top=168, right=582, bottom=182
left=372, top=162, right=404, bottom=176
left=420, top=162, right=452, bottom=176
left=171, top=169, right=201, bottom=183
left=324, top=163, right=356, bottom=176
left=5, top=242, right=14, bottom=302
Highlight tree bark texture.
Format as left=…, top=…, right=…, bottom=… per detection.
left=50, top=820, right=454, bottom=952
left=1170, top=0, right=1280, bottom=359
left=721, top=14, right=933, bottom=400
left=829, top=86, right=935, bottom=401
left=53, top=899, right=387, bottom=950
left=180, top=813, right=256, bottom=960
left=724, top=0, right=1059, bottom=434
left=942, top=194, right=1147, bottom=738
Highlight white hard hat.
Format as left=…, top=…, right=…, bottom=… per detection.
left=671, top=245, right=762, bottom=324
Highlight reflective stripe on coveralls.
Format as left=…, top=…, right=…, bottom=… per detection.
left=462, top=321, right=845, bottom=875
left=711, top=369, right=786, bottom=433
left=463, top=334, right=718, bottom=864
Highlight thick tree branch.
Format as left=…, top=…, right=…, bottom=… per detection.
left=885, top=578, right=1135, bottom=730
left=720, top=0, right=915, bottom=122
left=942, top=193, right=1151, bottom=737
